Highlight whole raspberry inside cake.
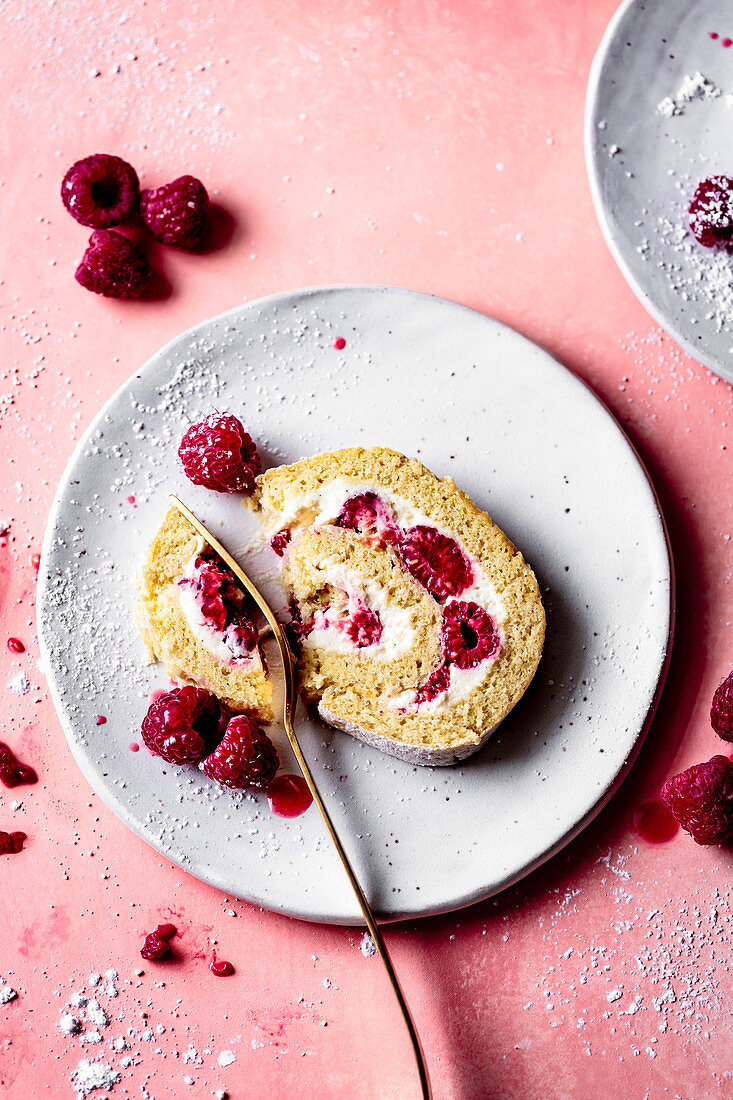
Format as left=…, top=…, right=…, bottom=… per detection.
left=257, top=447, right=545, bottom=765
left=136, top=507, right=273, bottom=720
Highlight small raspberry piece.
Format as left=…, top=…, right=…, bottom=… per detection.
left=711, top=670, right=733, bottom=741
left=689, top=176, right=733, bottom=247
left=75, top=229, right=151, bottom=299
left=398, top=526, right=474, bottom=601
left=140, top=175, right=209, bottom=249
left=336, top=493, right=400, bottom=548
left=140, top=923, right=177, bottom=960
left=342, top=603, right=382, bottom=648
left=442, top=601, right=500, bottom=669
left=141, top=686, right=221, bottom=764
left=61, top=154, right=139, bottom=228
left=200, top=714, right=278, bottom=791
left=661, top=755, right=733, bottom=845
left=412, top=662, right=451, bottom=707
left=179, top=413, right=261, bottom=493
left=270, top=529, right=291, bottom=557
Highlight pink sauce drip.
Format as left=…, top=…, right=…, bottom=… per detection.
left=724, top=37, right=733, bottom=48
left=96, top=715, right=107, bottom=726
left=710, top=31, right=719, bottom=39
left=7, top=638, right=24, bottom=653
left=268, top=774, right=313, bottom=817
left=210, top=953, right=234, bottom=977
left=127, top=495, right=136, bottom=504
left=632, top=799, right=679, bottom=843
left=0, top=743, right=38, bottom=788
left=30, top=553, right=40, bottom=573
left=333, top=336, right=346, bottom=350
left=0, top=831, right=26, bottom=855
left=129, top=742, right=140, bottom=752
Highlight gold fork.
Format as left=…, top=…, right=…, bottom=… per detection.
left=169, top=495, right=432, bottom=1100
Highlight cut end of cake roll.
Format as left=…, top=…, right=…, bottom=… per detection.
left=136, top=506, right=273, bottom=722
left=256, top=447, right=545, bottom=765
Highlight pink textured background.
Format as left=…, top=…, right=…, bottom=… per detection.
left=1, top=1, right=732, bottom=1097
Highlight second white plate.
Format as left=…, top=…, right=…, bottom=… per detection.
left=586, top=0, right=733, bottom=382
left=38, top=285, right=672, bottom=924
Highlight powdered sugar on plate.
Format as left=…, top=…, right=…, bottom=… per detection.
left=656, top=71, right=722, bottom=117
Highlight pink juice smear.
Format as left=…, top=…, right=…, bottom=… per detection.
left=268, top=774, right=313, bottom=817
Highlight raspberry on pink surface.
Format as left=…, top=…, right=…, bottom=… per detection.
left=75, top=229, right=152, bottom=299
left=661, top=755, right=733, bottom=845
left=178, top=413, right=261, bottom=493
left=61, top=153, right=140, bottom=228
left=710, top=670, right=733, bottom=741
left=398, top=525, right=474, bottom=601
left=140, top=923, right=177, bottom=960
left=200, top=714, right=279, bottom=791
left=140, top=174, right=210, bottom=248
left=442, top=600, right=500, bottom=669
left=688, top=176, right=733, bottom=248
left=140, top=686, right=222, bottom=764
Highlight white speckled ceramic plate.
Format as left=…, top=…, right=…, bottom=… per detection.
left=38, top=286, right=672, bottom=925
left=586, top=0, right=733, bottom=383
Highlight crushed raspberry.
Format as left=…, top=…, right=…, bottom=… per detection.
left=75, top=229, right=151, bottom=299
left=200, top=714, right=279, bottom=790
left=140, top=686, right=221, bottom=764
left=689, top=176, right=733, bottom=247
left=61, top=154, right=140, bottom=228
left=140, top=923, right=177, bottom=960
left=179, top=413, right=261, bottom=493
left=270, top=529, right=291, bottom=557
left=342, top=603, right=382, bottom=647
left=140, top=175, right=209, bottom=249
left=412, top=662, right=451, bottom=706
left=711, top=670, right=733, bottom=741
left=0, top=742, right=38, bottom=788
left=180, top=550, right=259, bottom=659
left=398, top=526, right=474, bottom=601
left=336, top=493, right=400, bottom=548
left=0, top=831, right=26, bottom=855
left=661, top=755, right=733, bottom=844
left=441, top=601, right=500, bottom=669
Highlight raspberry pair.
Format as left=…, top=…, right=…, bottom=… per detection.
left=61, top=153, right=210, bottom=298
left=141, top=686, right=279, bottom=791
left=660, top=672, right=733, bottom=845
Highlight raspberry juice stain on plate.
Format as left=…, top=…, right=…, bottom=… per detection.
left=268, top=774, right=313, bottom=817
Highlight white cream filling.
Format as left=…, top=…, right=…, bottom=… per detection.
left=270, top=478, right=506, bottom=711
left=177, top=541, right=260, bottom=670
left=300, top=559, right=416, bottom=659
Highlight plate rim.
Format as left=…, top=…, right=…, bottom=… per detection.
left=584, top=0, right=733, bottom=384
left=38, top=283, right=675, bottom=925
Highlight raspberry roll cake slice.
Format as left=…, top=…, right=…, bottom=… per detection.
left=257, top=447, right=545, bottom=765
left=136, top=507, right=273, bottom=721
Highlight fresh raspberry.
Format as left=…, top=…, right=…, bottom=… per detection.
left=336, top=493, right=400, bottom=548
left=140, top=175, right=209, bottom=249
left=140, top=923, right=177, bottom=960
left=178, top=413, right=261, bottom=493
left=141, top=686, right=221, bottom=764
left=200, top=714, right=279, bottom=791
left=270, top=529, right=291, bottom=557
left=398, top=526, right=474, bottom=601
left=61, top=154, right=140, bottom=228
left=442, top=601, right=500, bottom=669
left=412, top=662, right=451, bottom=706
left=342, top=603, right=382, bottom=648
left=75, top=229, right=151, bottom=299
left=661, top=755, right=733, bottom=845
left=689, top=176, right=733, bottom=247
left=711, top=670, right=733, bottom=741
